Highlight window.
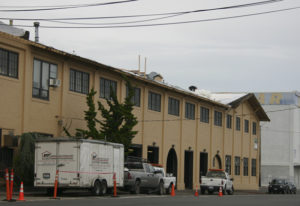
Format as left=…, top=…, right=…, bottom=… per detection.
left=148, top=91, right=161, bottom=112
left=243, top=158, right=249, bottom=176
left=185, top=102, right=195, bottom=120
left=251, top=159, right=257, bottom=176
left=100, top=77, right=117, bottom=99
left=126, top=86, right=141, bottom=107
left=236, top=117, right=241, bottom=131
left=252, top=122, right=257, bottom=135
left=200, top=107, right=209, bottom=123
left=69, top=69, right=89, bottom=94
left=0, top=48, right=18, bottom=78
left=226, top=114, right=232, bottom=129
left=214, top=111, right=222, bottom=126
left=244, top=119, right=249, bottom=133
left=225, top=155, right=231, bottom=175
left=33, top=59, right=57, bottom=100
left=168, top=97, right=180, bottom=116
left=234, top=156, right=240, bottom=175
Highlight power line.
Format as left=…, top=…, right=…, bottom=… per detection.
left=0, top=0, right=282, bottom=19
left=0, top=0, right=138, bottom=12
left=12, top=6, right=300, bottom=29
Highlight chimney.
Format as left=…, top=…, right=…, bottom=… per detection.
left=9, top=19, right=13, bottom=26
left=189, top=85, right=197, bottom=92
left=34, top=22, right=40, bottom=43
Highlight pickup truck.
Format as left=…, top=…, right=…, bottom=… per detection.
left=124, top=162, right=165, bottom=195
left=200, top=169, right=234, bottom=195
left=153, top=166, right=176, bottom=194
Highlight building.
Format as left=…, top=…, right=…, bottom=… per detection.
left=255, top=92, right=300, bottom=187
left=0, top=28, right=269, bottom=190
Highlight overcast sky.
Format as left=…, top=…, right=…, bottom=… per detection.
left=2, top=0, right=300, bottom=92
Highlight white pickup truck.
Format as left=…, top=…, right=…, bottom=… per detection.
left=200, top=169, right=234, bottom=195
left=153, top=166, right=176, bottom=194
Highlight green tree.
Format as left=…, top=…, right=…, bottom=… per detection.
left=98, top=79, right=138, bottom=155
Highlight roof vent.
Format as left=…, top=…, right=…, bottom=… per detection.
left=34, top=22, right=40, bottom=43
left=189, top=86, right=197, bottom=92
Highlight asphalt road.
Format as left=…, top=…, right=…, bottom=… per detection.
left=1, top=193, right=299, bottom=206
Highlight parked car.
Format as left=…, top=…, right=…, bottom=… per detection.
left=152, top=165, right=176, bottom=194
left=124, top=161, right=165, bottom=195
left=200, top=169, right=234, bottom=195
left=268, top=179, right=289, bottom=194
left=287, top=181, right=297, bottom=194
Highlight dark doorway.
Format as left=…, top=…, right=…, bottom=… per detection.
left=166, top=148, right=178, bottom=179
left=147, top=146, right=159, bottom=164
left=0, top=147, right=13, bottom=169
left=184, top=150, right=193, bottom=189
left=129, top=144, right=142, bottom=158
left=213, top=154, right=222, bottom=169
left=200, top=152, right=208, bottom=180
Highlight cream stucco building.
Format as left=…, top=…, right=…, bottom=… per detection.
left=0, top=29, right=269, bottom=190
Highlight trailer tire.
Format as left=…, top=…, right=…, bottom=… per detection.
left=93, top=180, right=102, bottom=196
left=100, top=180, right=107, bottom=196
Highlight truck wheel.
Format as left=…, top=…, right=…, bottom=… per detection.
left=227, top=186, right=234, bottom=195
left=93, top=180, right=101, bottom=196
left=166, top=184, right=172, bottom=194
left=157, top=181, right=164, bottom=195
left=132, top=180, right=141, bottom=194
left=100, top=180, right=107, bottom=196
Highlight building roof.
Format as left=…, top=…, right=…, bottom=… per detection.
left=0, top=21, right=29, bottom=39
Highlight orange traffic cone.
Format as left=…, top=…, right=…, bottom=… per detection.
left=218, top=186, right=223, bottom=197
left=194, top=184, right=199, bottom=197
left=17, top=182, right=25, bottom=201
left=171, top=184, right=175, bottom=196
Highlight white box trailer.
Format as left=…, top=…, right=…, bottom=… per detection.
left=34, top=138, right=124, bottom=195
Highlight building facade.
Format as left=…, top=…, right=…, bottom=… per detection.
left=0, top=30, right=269, bottom=190
left=255, top=92, right=300, bottom=187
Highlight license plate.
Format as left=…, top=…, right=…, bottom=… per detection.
left=43, top=173, right=50, bottom=179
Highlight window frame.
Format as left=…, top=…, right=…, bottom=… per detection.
left=214, top=110, right=222, bottom=127
left=234, top=156, right=240, bottom=176
left=226, top=114, right=232, bottom=129
left=251, top=159, right=257, bottom=176
left=126, top=86, right=141, bottom=107
left=236, top=117, right=241, bottom=131
left=168, top=97, right=180, bottom=116
left=100, top=77, right=117, bottom=99
left=200, top=106, right=209, bottom=123
left=185, top=102, right=195, bottom=120
left=244, top=119, right=249, bottom=133
left=252, top=122, right=257, bottom=135
left=243, top=158, right=249, bottom=176
left=0, top=48, right=19, bottom=79
left=69, top=69, right=89, bottom=94
left=148, top=91, right=161, bottom=112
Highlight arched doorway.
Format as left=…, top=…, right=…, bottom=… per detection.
left=166, top=148, right=178, bottom=180
left=213, top=154, right=222, bottom=169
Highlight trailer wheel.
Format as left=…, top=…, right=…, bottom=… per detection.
left=93, top=180, right=102, bottom=196
left=100, top=180, right=107, bottom=196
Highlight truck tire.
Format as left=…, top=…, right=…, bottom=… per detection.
left=131, top=180, right=141, bottom=194
left=93, top=180, right=102, bottom=196
left=157, top=181, right=164, bottom=195
left=100, top=180, right=107, bottom=196
left=227, top=186, right=234, bottom=195
left=166, top=184, right=173, bottom=194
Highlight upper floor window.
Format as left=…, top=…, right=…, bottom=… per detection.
left=200, top=106, right=209, bottom=123
left=244, top=119, right=249, bottom=133
left=236, top=117, right=241, bottom=131
left=69, top=69, right=89, bottom=94
left=33, top=59, right=57, bottom=100
left=185, top=102, right=195, bottom=120
left=168, top=97, right=180, bottom=116
left=126, top=86, right=141, bottom=107
left=252, top=122, right=257, bottom=135
left=226, top=114, right=232, bottom=129
left=0, top=48, right=18, bottom=78
left=148, top=91, right=161, bottom=112
left=214, top=111, right=222, bottom=126
left=100, top=77, right=117, bottom=99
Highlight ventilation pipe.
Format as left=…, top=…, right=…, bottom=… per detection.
left=34, top=22, right=40, bottom=43
left=189, top=86, right=197, bottom=92
left=9, top=20, right=13, bottom=26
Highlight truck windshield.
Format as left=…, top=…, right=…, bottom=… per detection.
left=206, top=171, right=226, bottom=178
